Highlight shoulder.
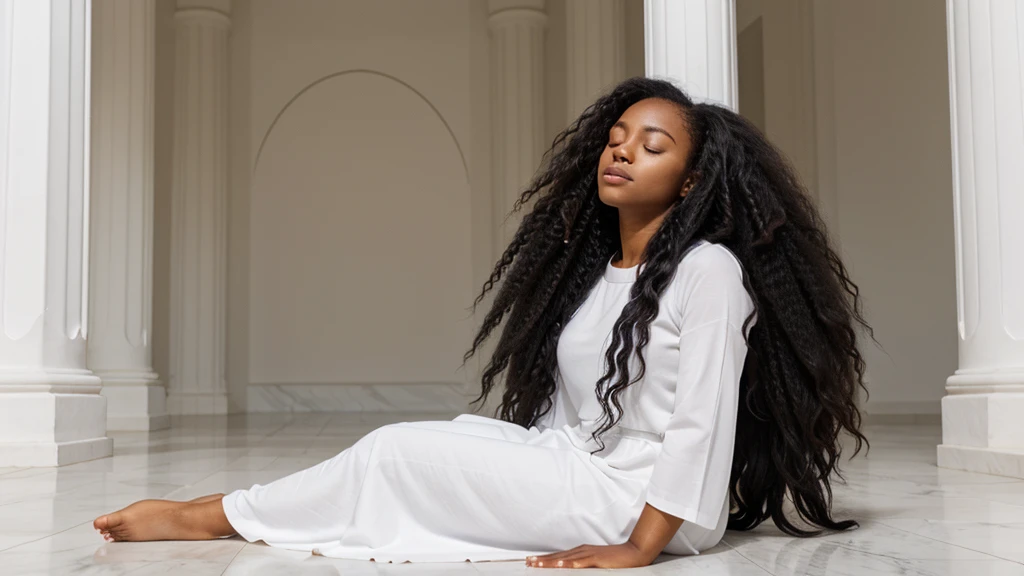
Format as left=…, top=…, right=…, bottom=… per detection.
left=670, top=241, right=754, bottom=327
left=676, top=240, right=745, bottom=287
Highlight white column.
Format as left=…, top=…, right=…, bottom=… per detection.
left=487, top=0, right=547, bottom=254
left=644, top=0, right=738, bottom=109
left=566, top=0, right=626, bottom=122
left=938, top=0, right=1024, bottom=479
left=0, top=0, right=113, bottom=466
left=88, top=0, right=168, bottom=431
left=167, top=0, right=230, bottom=415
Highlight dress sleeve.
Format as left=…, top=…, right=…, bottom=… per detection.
left=644, top=248, right=755, bottom=530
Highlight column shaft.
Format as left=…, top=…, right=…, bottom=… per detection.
left=939, top=0, right=1024, bottom=479
left=566, top=0, right=626, bottom=122
left=488, top=0, right=547, bottom=255
left=0, top=0, right=112, bottom=466
left=644, top=0, right=738, bottom=109
left=167, top=0, right=231, bottom=415
left=89, top=0, right=168, bottom=431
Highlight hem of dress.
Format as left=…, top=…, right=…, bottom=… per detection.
left=222, top=489, right=550, bottom=564
left=221, top=488, right=266, bottom=545
left=312, top=546, right=550, bottom=563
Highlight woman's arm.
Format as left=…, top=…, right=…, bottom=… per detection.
left=524, top=504, right=682, bottom=569
left=627, top=502, right=685, bottom=563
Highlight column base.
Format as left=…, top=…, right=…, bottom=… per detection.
left=167, top=391, right=229, bottom=415
left=0, top=392, right=113, bottom=466
left=99, top=373, right=170, bottom=431
left=937, top=444, right=1024, bottom=480
left=938, top=391, right=1024, bottom=479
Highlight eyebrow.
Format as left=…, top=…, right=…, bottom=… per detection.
left=611, top=120, right=677, bottom=144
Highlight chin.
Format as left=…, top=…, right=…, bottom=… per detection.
left=597, top=186, right=625, bottom=208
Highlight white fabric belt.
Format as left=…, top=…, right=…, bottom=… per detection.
left=609, top=425, right=664, bottom=443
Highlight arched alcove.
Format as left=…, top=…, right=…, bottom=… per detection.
left=249, top=71, right=473, bottom=395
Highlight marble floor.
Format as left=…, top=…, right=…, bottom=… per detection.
left=1, top=413, right=1023, bottom=575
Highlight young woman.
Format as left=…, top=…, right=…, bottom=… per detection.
left=93, top=77, right=872, bottom=568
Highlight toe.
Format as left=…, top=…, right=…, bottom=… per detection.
left=99, top=512, right=123, bottom=533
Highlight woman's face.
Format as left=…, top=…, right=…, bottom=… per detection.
left=597, top=98, right=695, bottom=213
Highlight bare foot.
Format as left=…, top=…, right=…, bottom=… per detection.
left=93, top=498, right=234, bottom=542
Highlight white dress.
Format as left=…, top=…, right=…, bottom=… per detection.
left=221, top=239, right=757, bottom=563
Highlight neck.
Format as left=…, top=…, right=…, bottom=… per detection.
left=615, top=207, right=672, bottom=267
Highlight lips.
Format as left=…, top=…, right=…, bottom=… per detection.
left=603, top=166, right=633, bottom=181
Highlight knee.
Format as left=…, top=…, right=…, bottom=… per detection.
left=364, top=423, right=406, bottom=453
left=365, top=422, right=433, bottom=462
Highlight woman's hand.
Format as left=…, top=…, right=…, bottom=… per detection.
left=524, top=504, right=680, bottom=568
left=525, top=542, right=656, bottom=569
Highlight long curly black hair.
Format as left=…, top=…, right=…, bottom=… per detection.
left=459, top=76, right=876, bottom=537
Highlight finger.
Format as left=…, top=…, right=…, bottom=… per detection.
left=542, top=545, right=587, bottom=557
left=527, top=554, right=569, bottom=567
left=553, top=554, right=597, bottom=569
left=529, top=546, right=585, bottom=562
left=530, top=550, right=593, bottom=568
left=567, top=557, right=598, bottom=569
left=559, top=551, right=597, bottom=565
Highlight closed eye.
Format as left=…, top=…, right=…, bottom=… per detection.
left=607, top=139, right=663, bottom=154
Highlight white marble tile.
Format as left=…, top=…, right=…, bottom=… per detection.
left=746, top=553, right=1024, bottom=576
left=0, top=531, right=55, bottom=553
left=224, top=543, right=474, bottom=575
left=830, top=490, right=1024, bottom=523
left=0, top=522, right=243, bottom=575
left=221, top=542, right=771, bottom=574
left=724, top=520, right=995, bottom=561
left=878, top=518, right=1024, bottom=564
left=4, top=417, right=1023, bottom=575
left=836, top=472, right=1024, bottom=510
left=222, top=455, right=282, bottom=471
left=161, top=470, right=297, bottom=501
left=0, top=480, right=189, bottom=535
left=724, top=522, right=1024, bottom=575
left=641, top=546, right=776, bottom=575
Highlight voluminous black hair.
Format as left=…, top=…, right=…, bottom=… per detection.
left=460, top=76, right=875, bottom=536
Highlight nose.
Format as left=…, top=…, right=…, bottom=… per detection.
left=612, top=142, right=632, bottom=164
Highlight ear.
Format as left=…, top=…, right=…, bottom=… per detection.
left=680, top=171, right=700, bottom=198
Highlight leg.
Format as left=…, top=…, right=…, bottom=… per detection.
left=223, top=420, right=641, bottom=561
left=93, top=418, right=521, bottom=546
left=93, top=494, right=235, bottom=542
left=188, top=493, right=226, bottom=504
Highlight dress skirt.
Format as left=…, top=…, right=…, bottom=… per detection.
left=220, top=413, right=718, bottom=563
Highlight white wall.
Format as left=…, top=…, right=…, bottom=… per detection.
left=153, top=1, right=957, bottom=420
left=736, top=0, right=816, bottom=186
left=152, top=0, right=175, bottom=409
left=153, top=0, right=640, bottom=415
left=244, top=0, right=476, bottom=408
left=738, top=0, right=956, bottom=419
left=227, top=0, right=252, bottom=412
left=824, top=0, right=956, bottom=418
left=154, top=0, right=488, bottom=412
left=737, top=15, right=765, bottom=132
left=542, top=1, right=645, bottom=154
